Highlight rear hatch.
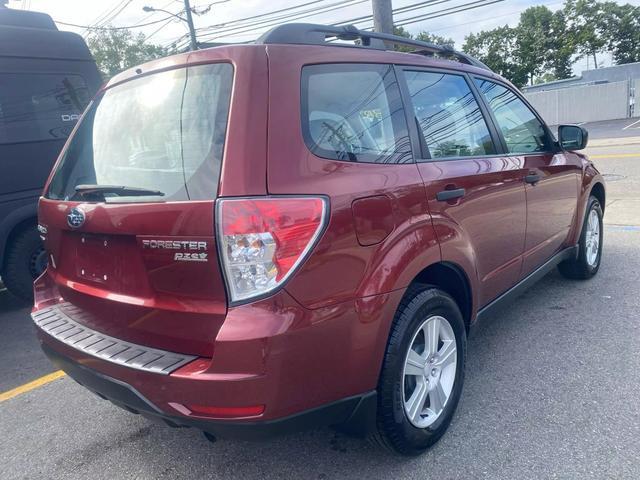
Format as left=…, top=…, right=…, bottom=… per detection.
left=39, top=62, right=234, bottom=358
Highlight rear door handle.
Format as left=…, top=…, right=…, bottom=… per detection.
left=524, top=173, right=541, bottom=184
left=436, top=188, right=466, bottom=202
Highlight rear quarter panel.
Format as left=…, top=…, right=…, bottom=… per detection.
left=264, top=45, right=444, bottom=310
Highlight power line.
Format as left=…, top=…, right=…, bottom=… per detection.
left=351, top=0, right=507, bottom=30
left=138, top=0, right=178, bottom=23
left=142, top=0, right=194, bottom=42
left=200, top=0, right=338, bottom=30
left=427, top=0, right=563, bottom=32
left=96, top=0, right=134, bottom=27
left=396, top=0, right=506, bottom=27
left=335, top=0, right=455, bottom=26
left=79, top=0, right=134, bottom=37
left=200, top=0, right=366, bottom=36
left=168, top=0, right=362, bottom=47
left=194, top=0, right=461, bottom=45
left=146, top=17, right=177, bottom=40
left=192, top=0, right=367, bottom=44
left=55, top=16, right=177, bottom=30
left=87, top=1, right=126, bottom=26
left=168, top=0, right=507, bottom=51
left=88, top=0, right=130, bottom=30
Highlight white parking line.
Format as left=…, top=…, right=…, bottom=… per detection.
left=622, top=118, right=640, bottom=130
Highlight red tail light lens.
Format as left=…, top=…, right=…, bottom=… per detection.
left=216, top=196, right=327, bottom=303
left=188, top=404, right=265, bottom=418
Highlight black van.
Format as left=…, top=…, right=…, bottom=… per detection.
left=0, top=8, right=101, bottom=301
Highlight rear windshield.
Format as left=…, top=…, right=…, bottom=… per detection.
left=46, top=63, right=233, bottom=203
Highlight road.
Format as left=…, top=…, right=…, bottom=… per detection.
left=1, top=140, right=639, bottom=479
left=550, top=117, right=640, bottom=140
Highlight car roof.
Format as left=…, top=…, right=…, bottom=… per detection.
left=0, top=8, right=56, bottom=29
left=106, top=41, right=505, bottom=93
left=0, top=9, right=93, bottom=61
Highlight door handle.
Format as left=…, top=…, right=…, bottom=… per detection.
left=524, top=173, right=541, bottom=184
left=436, top=188, right=466, bottom=202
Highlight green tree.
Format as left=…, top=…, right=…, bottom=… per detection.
left=87, top=28, right=167, bottom=78
left=547, top=10, right=575, bottom=79
left=516, top=5, right=554, bottom=83
left=463, top=27, right=528, bottom=87
left=564, top=0, right=606, bottom=68
left=392, top=26, right=454, bottom=52
left=600, top=2, right=640, bottom=64
left=534, top=72, right=558, bottom=84
left=414, top=31, right=455, bottom=48
left=515, top=6, right=575, bottom=82
left=464, top=6, right=575, bottom=85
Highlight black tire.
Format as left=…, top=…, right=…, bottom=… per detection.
left=558, top=195, right=603, bottom=280
left=372, top=285, right=466, bottom=456
left=3, top=225, right=46, bottom=303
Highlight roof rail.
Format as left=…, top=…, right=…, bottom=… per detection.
left=256, top=23, right=491, bottom=71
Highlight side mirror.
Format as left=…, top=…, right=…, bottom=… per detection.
left=558, top=125, right=589, bottom=150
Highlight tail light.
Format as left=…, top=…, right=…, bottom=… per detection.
left=216, top=196, right=328, bottom=303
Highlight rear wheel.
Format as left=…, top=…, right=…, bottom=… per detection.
left=372, top=286, right=466, bottom=455
left=3, top=225, right=46, bottom=303
left=558, top=195, right=603, bottom=280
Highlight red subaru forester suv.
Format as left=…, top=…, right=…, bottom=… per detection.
left=32, top=24, right=605, bottom=455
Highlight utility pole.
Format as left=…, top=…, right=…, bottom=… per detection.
left=143, top=1, right=198, bottom=50
left=183, top=0, right=198, bottom=51
left=372, top=0, right=394, bottom=34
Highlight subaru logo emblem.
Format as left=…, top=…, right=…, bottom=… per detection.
left=67, top=207, right=85, bottom=229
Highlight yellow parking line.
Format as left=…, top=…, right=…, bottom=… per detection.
left=589, top=153, right=640, bottom=159
left=0, top=370, right=66, bottom=403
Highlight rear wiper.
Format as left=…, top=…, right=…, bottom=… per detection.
left=75, top=184, right=165, bottom=198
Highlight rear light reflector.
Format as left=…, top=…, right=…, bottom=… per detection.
left=216, top=196, right=327, bottom=303
left=170, top=402, right=265, bottom=418
left=189, top=404, right=265, bottom=418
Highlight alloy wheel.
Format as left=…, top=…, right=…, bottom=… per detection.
left=585, top=208, right=600, bottom=267
left=402, top=315, right=457, bottom=428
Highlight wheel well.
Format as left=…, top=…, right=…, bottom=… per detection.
left=2, top=216, right=37, bottom=270
left=591, top=182, right=605, bottom=212
left=410, top=262, right=473, bottom=331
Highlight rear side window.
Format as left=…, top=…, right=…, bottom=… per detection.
left=404, top=71, right=496, bottom=159
left=47, top=63, right=233, bottom=203
left=474, top=78, right=550, bottom=154
left=301, top=64, right=412, bottom=164
left=0, top=73, right=90, bottom=144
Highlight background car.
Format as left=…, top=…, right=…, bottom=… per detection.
left=0, top=8, right=101, bottom=301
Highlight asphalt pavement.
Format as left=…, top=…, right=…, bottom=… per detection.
left=550, top=117, right=640, bottom=140
left=1, top=136, right=639, bottom=479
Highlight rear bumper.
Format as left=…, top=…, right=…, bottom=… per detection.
left=41, top=342, right=376, bottom=440
left=32, top=270, right=404, bottom=437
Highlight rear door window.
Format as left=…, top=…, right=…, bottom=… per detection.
left=47, top=63, right=233, bottom=202
left=403, top=71, right=496, bottom=159
left=474, top=78, right=550, bottom=154
left=0, top=73, right=90, bottom=144
left=301, top=63, right=412, bottom=164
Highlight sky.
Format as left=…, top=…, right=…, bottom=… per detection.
left=6, top=0, right=640, bottom=74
